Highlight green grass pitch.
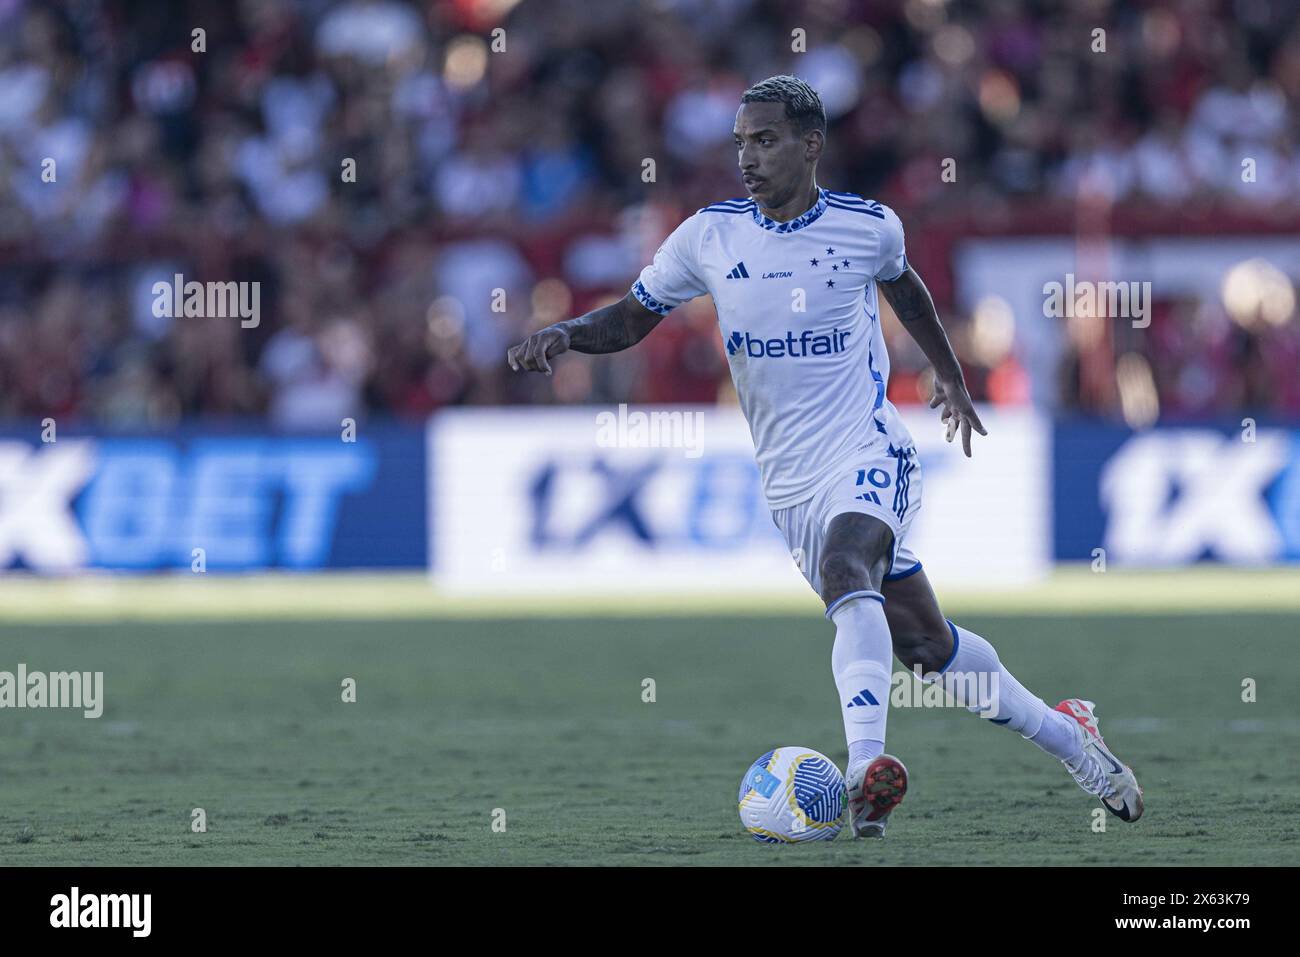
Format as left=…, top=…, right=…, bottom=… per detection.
left=1, top=610, right=1296, bottom=866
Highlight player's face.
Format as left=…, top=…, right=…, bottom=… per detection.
left=733, top=101, right=817, bottom=209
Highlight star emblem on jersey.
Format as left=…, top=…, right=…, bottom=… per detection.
left=806, top=252, right=851, bottom=283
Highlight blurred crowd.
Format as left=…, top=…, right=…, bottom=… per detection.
left=1, top=0, right=1298, bottom=426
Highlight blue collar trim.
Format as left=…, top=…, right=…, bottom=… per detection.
left=751, top=188, right=828, bottom=233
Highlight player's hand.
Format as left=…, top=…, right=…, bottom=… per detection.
left=929, top=376, right=987, bottom=457
left=507, top=325, right=570, bottom=376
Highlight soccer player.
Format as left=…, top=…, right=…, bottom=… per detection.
left=508, top=75, right=1143, bottom=837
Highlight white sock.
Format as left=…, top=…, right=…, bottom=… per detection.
left=848, top=739, right=879, bottom=770
left=933, top=621, right=1080, bottom=761
left=828, top=590, right=894, bottom=774
left=1033, top=708, right=1082, bottom=760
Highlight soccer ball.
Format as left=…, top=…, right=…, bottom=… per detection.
left=738, top=747, right=846, bottom=843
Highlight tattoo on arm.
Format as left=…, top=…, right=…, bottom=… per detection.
left=879, top=267, right=964, bottom=382
left=878, top=268, right=933, bottom=324
left=556, top=293, right=663, bottom=354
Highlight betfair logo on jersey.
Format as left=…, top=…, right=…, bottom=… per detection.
left=725, top=329, right=851, bottom=358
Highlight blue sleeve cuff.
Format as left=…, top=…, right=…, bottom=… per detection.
left=631, top=280, right=674, bottom=316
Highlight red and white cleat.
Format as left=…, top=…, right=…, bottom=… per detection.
left=846, top=754, right=908, bottom=838
left=1056, top=698, right=1144, bottom=822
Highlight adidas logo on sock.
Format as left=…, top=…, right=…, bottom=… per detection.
left=846, top=688, right=879, bottom=708
left=725, top=261, right=750, bottom=279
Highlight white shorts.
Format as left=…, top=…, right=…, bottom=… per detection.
left=772, top=445, right=923, bottom=597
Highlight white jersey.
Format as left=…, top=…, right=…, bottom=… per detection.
left=632, top=187, right=915, bottom=508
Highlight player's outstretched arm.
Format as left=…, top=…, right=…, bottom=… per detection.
left=879, top=267, right=987, bottom=457
left=507, top=291, right=664, bottom=375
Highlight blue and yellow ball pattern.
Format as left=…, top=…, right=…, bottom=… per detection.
left=738, top=747, right=846, bottom=843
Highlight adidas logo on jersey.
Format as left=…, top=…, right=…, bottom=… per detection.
left=725, top=328, right=852, bottom=358
left=726, top=261, right=795, bottom=280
